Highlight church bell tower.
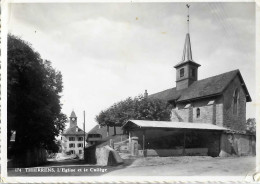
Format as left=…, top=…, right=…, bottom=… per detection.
left=174, top=4, right=201, bottom=90
left=69, top=110, right=77, bottom=128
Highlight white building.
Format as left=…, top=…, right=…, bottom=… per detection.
left=61, top=111, right=87, bottom=155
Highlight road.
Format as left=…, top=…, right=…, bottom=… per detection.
left=104, top=156, right=256, bottom=177
left=8, top=156, right=256, bottom=177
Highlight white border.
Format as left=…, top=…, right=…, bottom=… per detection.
left=1, top=0, right=259, bottom=183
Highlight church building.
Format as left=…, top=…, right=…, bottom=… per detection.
left=61, top=111, right=87, bottom=155
left=123, top=6, right=255, bottom=157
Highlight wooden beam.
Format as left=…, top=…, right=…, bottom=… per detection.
left=183, top=130, right=186, bottom=156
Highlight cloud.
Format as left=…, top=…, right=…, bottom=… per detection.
left=8, top=2, right=256, bottom=131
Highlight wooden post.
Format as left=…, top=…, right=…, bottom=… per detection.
left=129, top=131, right=131, bottom=143
left=143, top=130, right=146, bottom=157
left=114, top=126, right=116, bottom=135
left=183, top=130, right=186, bottom=156
left=83, top=111, right=85, bottom=158
left=107, top=126, right=109, bottom=137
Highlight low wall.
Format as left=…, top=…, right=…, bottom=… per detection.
left=144, top=148, right=208, bottom=157
left=96, top=145, right=123, bottom=166
left=9, top=148, right=47, bottom=168
left=219, top=133, right=256, bottom=157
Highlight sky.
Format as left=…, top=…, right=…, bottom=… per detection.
left=8, top=2, right=256, bottom=132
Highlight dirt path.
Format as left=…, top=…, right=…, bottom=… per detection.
left=104, top=156, right=256, bottom=177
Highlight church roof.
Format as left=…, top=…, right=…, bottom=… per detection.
left=70, top=110, right=77, bottom=118
left=62, top=125, right=86, bottom=135
left=149, top=69, right=251, bottom=103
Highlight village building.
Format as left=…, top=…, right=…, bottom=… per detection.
left=61, top=111, right=87, bottom=155
left=122, top=13, right=255, bottom=157
left=86, top=125, right=125, bottom=146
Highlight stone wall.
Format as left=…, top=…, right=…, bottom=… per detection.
left=223, top=76, right=247, bottom=131
left=171, top=108, right=189, bottom=122
left=219, top=133, right=255, bottom=157
left=171, top=96, right=223, bottom=125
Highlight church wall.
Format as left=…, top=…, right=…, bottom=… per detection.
left=222, top=76, right=247, bottom=131
left=192, top=97, right=223, bottom=125
left=171, top=108, right=189, bottom=122
left=171, top=96, right=223, bottom=125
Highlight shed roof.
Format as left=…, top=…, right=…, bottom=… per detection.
left=123, top=120, right=227, bottom=131
left=149, top=69, right=251, bottom=102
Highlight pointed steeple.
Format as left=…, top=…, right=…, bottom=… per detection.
left=70, top=110, right=77, bottom=118
left=182, top=33, right=193, bottom=62
left=174, top=4, right=201, bottom=90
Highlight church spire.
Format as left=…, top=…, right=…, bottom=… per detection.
left=182, top=4, right=192, bottom=62
left=182, top=33, right=193, bottom=62
left=174, top=4, right=200, bottom=90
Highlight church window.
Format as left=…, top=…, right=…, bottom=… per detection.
left=69, top=137, right=75, bottom=141
left=196, top=108, right=200, bottom=118
left=180, top=68, right=184, bottom=77
left=233, top=88, right=239, bottom=115
left=69, top=143, right=75, bottom=148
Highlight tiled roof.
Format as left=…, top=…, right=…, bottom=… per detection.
left=149, top=87, right=184, bottom=102
left=149, top=69, right=251, bottom=103
left=96, top=126, right=124, bottom=138
left=62, top=126, right=86, bottom=135
left=88, top=125, right=100, bottom=134
left=87, top=125, right=124, bottom=138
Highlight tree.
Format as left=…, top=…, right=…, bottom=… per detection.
left=7, top=34, right=67, bottom=153
left=95, top=95, right=172, bottom=127
left=246, top=118, right=256, bottom=134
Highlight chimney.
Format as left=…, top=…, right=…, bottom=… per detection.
left=144, top=90, right=148, bottom=98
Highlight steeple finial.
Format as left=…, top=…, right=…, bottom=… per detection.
left=181, top=4, right=192, bottom=62
left=186, top=4, right=190, bottom=33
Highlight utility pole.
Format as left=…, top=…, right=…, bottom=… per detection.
left=83, top=110, right=86, bottom=158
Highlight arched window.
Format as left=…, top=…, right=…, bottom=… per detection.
left=196, top=108, right=200, bottom=118
left=233, top=88, right=239, bottom=115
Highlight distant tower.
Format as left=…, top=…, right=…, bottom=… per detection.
left=144, top=89, right=148, bottom=98
left=174, top=4, right=201, bottom=90
left=69, top=110, right=77, bottom=128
